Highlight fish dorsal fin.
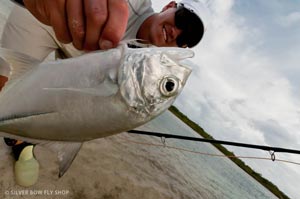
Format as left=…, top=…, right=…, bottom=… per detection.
left=0, top=48, right=40, bottom=82
left=40, top=141, right=83, bottom=177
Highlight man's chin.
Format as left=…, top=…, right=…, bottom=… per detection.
left=151, top=39, right=163, bottom=47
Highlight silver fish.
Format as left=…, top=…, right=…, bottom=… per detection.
left=0, top=44, right=193, bottom=176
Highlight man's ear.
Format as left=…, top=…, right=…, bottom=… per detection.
left=162, top=1, right=177, bottom=12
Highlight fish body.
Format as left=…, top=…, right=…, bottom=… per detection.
left=0, top=44, right=193, bottom=176
left=0, top=44, right=193, bottom=142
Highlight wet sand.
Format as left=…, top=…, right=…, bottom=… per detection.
left=1, top=125, right=206, bottom=199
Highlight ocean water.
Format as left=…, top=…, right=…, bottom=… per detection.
left=135, top=112, right=277, bottom=199
left=0, top=1, right=277, bottom=198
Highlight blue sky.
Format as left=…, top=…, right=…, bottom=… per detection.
left=153, top=0, right=300, bottom=198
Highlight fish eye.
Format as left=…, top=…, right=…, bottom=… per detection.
left=160, top=76, right=180, bottom=97
left=165, top=81, right=175, bottom=92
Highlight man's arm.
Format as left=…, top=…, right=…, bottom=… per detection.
left=22, top=0, right=129, bottom=51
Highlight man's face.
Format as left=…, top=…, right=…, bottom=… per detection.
left=145, top=1, right=192, bottom=48
left=138, top=1, right=204, bottom=48
left=149, top=6, right=184, bottom=47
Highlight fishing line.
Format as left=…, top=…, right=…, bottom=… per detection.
left=121, top=136, right=300, bottom=166
left=128, top=130, right=300, bottom=154
left=124, top=131, right=300, bottom=166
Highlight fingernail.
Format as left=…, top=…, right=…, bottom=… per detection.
left=100, top=40, right=113, bottom=50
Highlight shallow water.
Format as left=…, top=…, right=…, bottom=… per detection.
left=135, top=112, right=277, bottom=199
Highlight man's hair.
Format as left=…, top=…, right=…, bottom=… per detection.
left=175, top=5, right=204, bottom=48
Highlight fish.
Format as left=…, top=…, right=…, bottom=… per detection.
left=0, top=44, right=193, bottom=176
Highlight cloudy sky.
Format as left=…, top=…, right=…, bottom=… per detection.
left=153, top=0, right=300, bottom=198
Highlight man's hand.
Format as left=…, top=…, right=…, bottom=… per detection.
left=0, top=75, right=8, bottom=91
left=23, top=0, right=129, bottom=50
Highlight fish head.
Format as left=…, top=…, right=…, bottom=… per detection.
left=119, top=46, right=193, bottom=118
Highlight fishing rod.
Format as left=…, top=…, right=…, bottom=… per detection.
left=128, top=130, right=300, bottom=156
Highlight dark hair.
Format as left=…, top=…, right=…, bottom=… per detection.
left=175, top=4, right=204, bottom=48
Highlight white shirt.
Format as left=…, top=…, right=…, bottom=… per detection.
left=0, top=0, right=154, bottom=76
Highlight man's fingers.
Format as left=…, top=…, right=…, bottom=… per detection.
left=23, top=0, right=50, bottom=25
left=25, top=0, right=129, bottom=50
left=49, top=0, right=72, bottom=44
left=99, top=0, right=128, bottom=50
left=84, top=0, right=108, bottom=50
left=66, top=0, right=85, bottom=50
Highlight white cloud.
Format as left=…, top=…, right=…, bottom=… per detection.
left=278, top=12, right=300, bottom=27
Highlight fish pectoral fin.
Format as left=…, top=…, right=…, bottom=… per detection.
left=0, top=48, right=40, bottom=84
left=41, top=141, right=83, bottom=177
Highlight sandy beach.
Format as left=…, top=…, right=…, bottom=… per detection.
left=1, top=121, right=208, bottom=199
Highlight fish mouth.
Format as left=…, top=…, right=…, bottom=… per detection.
left=0, top=111, right=55, bottom=123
